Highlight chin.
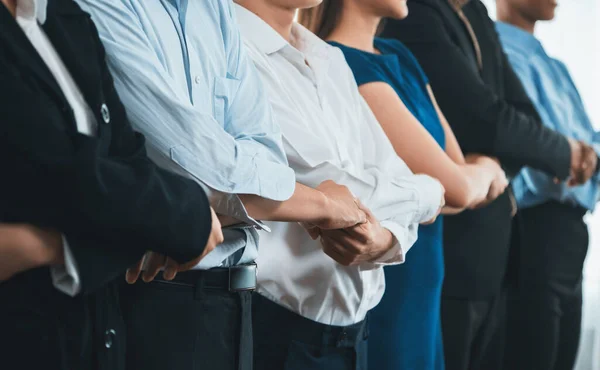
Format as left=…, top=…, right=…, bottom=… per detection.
left=296, top=0, right=323, bottom=9
left=538, top=7, right=556, bottom=21
left=389, top=3, right=409, bottom=20
left=539, top=1, right=558, bottom=21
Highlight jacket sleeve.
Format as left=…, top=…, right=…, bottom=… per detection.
left=381, top=3, right=571, bottom=179
left=0, top=58, right=212, bottom=295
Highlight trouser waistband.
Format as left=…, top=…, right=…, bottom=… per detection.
left=253, top=293, right=368, bottom=348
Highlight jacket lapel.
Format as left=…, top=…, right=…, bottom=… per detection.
left=42, top=0, right=103, bottom=111
left=439, top=0, right=480, bottom=73
left=0, top=4, right=66, bottom=103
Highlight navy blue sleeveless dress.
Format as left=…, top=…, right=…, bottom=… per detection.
left=331, top=38, right=446, bottom=370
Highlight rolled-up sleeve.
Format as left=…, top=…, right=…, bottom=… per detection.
left=78, top=0, right=295, bottom=205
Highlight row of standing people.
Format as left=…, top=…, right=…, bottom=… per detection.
left=0, top=0, right=597, bottom=370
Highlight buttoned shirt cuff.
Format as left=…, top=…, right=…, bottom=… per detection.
left=210, top=191, right=271, bottom=232
left=50, top=235, right=81, bottom=297
left=411, top=174, right=444, bottom=224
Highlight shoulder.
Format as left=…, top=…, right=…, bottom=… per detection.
left=551, top=58, right=570, bottom=74
left=330, top=45, right=388, bottom=87
left=379, top=38, right=429, bottom=83
left=378, top=38, right=416, bottom=63
left=330, top=43, right=371, bottom=70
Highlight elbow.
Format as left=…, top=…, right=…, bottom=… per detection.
left=443, top=179, right=475, bottom=210
left=445, top=192, right=471, bottom=210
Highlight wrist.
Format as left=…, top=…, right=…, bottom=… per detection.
left=315, top=191, right=332, bottom=224
left=20, top=226, right=64, bottom=268
left=370, top=227, right=395, bottom=261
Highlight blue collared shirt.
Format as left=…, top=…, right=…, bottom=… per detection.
left=76, top=0, right=296, bottom=267
left=496, top=22, right=600, bottom=211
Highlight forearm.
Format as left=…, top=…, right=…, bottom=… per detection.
left=441, top=206, right=464, bottom=215
left=491, top=110, right=571, bottom=179
left=0, top=224, right=64, bottom=283
left=239, top=182, right=328, bottom=223
left=458, top=163, right=496, bottom=207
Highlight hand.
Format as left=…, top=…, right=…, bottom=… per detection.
left=319, top=203, right=395, bottom=266
left=465, top=155, right=508, bottom=209
left=126, top=207, right=224, bottom=283
left=421, top=180, right=445, bottom=225
left=303, top=180, right=367, bottom=238
left=566, top=138, right=585, bottom=185
left=567, top=141, right=597, bottom=187
left=480, top=157, right=508, bottom=205
left=0, top=224, right=63, bottom=282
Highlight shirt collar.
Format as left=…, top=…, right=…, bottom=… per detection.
left=234, top=4, right=288, bottom=55
left=16, top=0, right=47, bottom=24
left=234, top=4, right=333, bottom=59
left=496, top=21, right=544, bottom=54
left=448, top=0, right=470, bottom=10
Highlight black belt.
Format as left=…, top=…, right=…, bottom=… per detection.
left=153, top=263, right=257, bottom=292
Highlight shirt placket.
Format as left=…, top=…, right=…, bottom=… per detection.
left=303, top=54, right=349, bottom=165
left=161, top=0, right=195, bottom=104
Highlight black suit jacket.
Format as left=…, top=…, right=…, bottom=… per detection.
left=382, top=0, right=571, bottom=298
left=0, top=1, right=212, bottom=368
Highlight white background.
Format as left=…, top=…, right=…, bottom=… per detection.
left=481, top=1, right=600, bottom=368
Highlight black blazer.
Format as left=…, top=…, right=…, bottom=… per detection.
left=382, top=0, right=571, bottom=298
left=0, top=0, right=212, bottom=368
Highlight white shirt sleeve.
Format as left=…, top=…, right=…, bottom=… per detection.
left=50, top=235, right=81, bottom=297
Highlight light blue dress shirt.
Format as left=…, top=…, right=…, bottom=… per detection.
left=76, top=0, right=296, bottom=268
left=497, top=22, right=600, bottom=211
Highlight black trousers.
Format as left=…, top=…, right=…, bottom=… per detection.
left=504, top=201, right=588, bottom=370
left=120, top=275, right=253, bottom=370
left=0, top=269, right=126, bottom=370
left=441, top=289, right=507, bottom=370
left=253, top=294, right=368, bottom=370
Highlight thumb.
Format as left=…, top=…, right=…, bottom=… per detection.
left=355, top=199, right=373, bottom=224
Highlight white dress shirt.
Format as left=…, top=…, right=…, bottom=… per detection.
left=235, top=5, right=444, bottom=326
left=15, top=0, right=97, bottom=296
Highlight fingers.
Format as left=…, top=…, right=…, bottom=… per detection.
left=321, top=235, right=356, bottom=266
left=355, top=199, right=374, bottom=224
left=338, top=223, right=371, bottom=245
left=300, top=222, right=321, bottom=240
left=142, top=253, right=167, bottom=283
left=125, top=254, right=146, bottom=284
left=162, top=257, right=179, bottom=281
left=321, top=228, right=363, bottom=251
left=214, top=226, right=224, bottom=245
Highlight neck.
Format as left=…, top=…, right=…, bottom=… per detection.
left=497, top=3, right=536, bottom=34
left=327, top=4, right=381, bottom=53
left=236, top=0, right=295, bottom=41
left=1, top=0, right=17, bottom=17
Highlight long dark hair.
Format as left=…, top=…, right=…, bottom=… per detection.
left=298, top=1, right=387, bottom=40
left=297, top=1, right=343, bottom=40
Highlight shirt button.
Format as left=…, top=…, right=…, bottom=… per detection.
left=194, top=75, right=202, bottom=84
left=100, top=103, right=110, bottom=124
left=337, top=330, right=348, bottom=346
left=104, top=329, right=116, bottom=349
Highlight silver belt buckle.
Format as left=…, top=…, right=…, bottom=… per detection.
left=228, top=263, right=257, bottom=292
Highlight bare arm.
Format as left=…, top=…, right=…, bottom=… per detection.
left=359, top=82, right=496, bottom=209
left=0, top=224, right=63, bottom=282
left=239, top=181, right=366, bottom=229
